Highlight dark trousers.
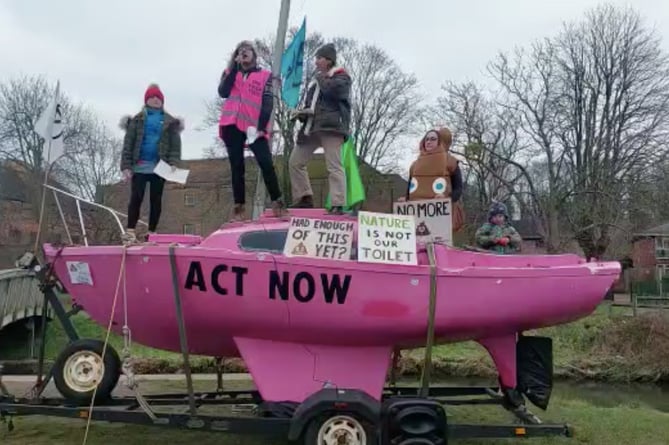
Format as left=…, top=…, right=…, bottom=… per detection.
left=127, top=172, right=165, bottom=231
left=219, top=125, right=282, bottom=204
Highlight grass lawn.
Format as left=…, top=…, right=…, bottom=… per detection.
left=1, top=379, right=668, bottom=445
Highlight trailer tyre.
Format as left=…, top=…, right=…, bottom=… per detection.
left=53, top=339, right=121, bottom=404
left=303, top=413, right=378, bottom=445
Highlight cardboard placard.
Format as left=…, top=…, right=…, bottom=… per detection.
left=394, top=198, right=452, bottom=245
left=283, top=217, right=355, bottom=261
left=357, top=211, right=417, bottom=265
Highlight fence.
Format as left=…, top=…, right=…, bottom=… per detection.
left=630, top=278, right=669, bottom=315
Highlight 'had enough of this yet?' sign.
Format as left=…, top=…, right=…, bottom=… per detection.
left=357, top=211, right=417, bottom=265
left=283, top=217, right=355, bottom=260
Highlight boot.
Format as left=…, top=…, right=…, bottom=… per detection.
left=231, top=203, right=246, bottom=221
left=291, top=195, right=314, bottom=208
left=271, top=199, right=289, bottom=218
left=328, top=206, right=344, bottom=215
left=121, top=229, right=138, bottom=245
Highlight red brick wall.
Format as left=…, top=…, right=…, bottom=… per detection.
left=0, top=197, right=74, bottom=268
left=631, top=237, right=656, bottom=281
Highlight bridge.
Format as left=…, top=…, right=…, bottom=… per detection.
left=0, top=268, right=50, bottom=331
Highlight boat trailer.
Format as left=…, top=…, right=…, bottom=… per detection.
left=0, top=253, right=574, bottom=444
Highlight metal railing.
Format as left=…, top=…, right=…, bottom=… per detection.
left=45, top=184, right=147, bottom=246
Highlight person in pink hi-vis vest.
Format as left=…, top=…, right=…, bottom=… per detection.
left=218, top=40, right=286, bottom=221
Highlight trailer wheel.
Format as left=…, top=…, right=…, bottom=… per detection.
left=53, top=339, right=121, bottom=404
left=303, top=413, right=378, bottom=445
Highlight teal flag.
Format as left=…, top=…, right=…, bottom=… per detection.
left=280, top=17, right=306, bottom=109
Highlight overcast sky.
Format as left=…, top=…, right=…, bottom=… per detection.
left=1, top=0, right=668, bottom=172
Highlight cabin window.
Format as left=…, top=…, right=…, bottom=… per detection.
left=238, top=230, right=288, bottom=254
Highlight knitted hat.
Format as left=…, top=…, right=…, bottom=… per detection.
left=144, top=84, right=164, bottom=104
left=316, top=43, right=337, bottom=64
left=488, top=202, right=509, bottom=222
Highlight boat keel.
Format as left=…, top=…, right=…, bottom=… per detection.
left=477, top=333, right=553, bottom=423
left=233, top=337, right=392, bottom=403
left=477, top=334, right=517, bottom=389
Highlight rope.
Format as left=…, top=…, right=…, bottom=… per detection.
left=419, top=242, right=438, bottom=398
left=82, top=245, right=127, bottom=445
left=388, top=347, right=401, bottom=387
left=118, top=243, right=159, bottom=423
left=32, top=163, right=54, bottom=257
left=168, top=244, right=197, bottom=416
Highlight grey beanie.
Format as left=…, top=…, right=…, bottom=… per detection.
left=316, top=43, right=337, bottom=64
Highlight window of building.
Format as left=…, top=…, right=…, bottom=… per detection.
left=183, top=224, right=200, bottom=235
left=657, top=264, right=669, bottom=280
left=184, top=192, right=197, bottom=207
left=656, top=237, right=669, bottom=259
left=238, top=230, right=288, bottom=254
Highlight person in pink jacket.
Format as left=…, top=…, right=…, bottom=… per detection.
left=218, top=40, right=286, bottom=221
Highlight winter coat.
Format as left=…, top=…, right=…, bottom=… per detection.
left=475, top=222, right=522, bottom=254
left=119, top=109, right=184, bottom=172
left=297, top=66, right=352, bottom=141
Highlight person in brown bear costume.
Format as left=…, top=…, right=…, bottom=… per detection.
left=400, top=127, right=464, bottom=232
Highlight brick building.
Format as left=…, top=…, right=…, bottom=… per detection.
left=97, top=154, right=408, bottom=239
left=630, top=223, right=669, bottom=283
left=0, top=161, right=81, bottom=267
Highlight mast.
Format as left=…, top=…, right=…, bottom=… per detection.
left=251, top=0, right=292, bottom=220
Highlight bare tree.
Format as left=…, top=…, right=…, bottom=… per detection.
left=484, top=4, right=669, bottom=258
left=434, top=81, right=527, bottom=222
left=0, top=75, right=91, bottom=174
left=58, top=116, right=123, bottom=202
left=487, top=39, right=570, bottom=252
left=342, top=42, right=426, bottom=173
left=0, top=74, right=129, bottom=252
left=552, top=4, right=669, bottom=258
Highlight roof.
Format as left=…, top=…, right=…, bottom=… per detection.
left=98, top=153, right=407, bottom=191
left=634, top=222, right=669, bottom=238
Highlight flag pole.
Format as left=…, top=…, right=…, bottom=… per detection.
left=251, top=0, right=291, bottom=220
left=33, top=81, right=60, bottom=257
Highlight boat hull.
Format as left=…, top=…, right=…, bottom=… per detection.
left=43, top=243, right=620, bottom=357
left=42, top=212, right=621, bottom=403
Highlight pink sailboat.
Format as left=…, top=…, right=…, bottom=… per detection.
left=42, top=207, right=621, bottom=410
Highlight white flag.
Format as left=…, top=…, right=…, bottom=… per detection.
left=34, top=80, right=65, bottom=165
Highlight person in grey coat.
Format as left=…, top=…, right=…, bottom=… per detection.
left=289, top=43, right=352, bottom=214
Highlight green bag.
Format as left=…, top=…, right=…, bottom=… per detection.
left=325, top=136, right=366, bottom=212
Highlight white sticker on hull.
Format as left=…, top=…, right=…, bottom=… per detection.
left=66, top=261, right=93, bottom=285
